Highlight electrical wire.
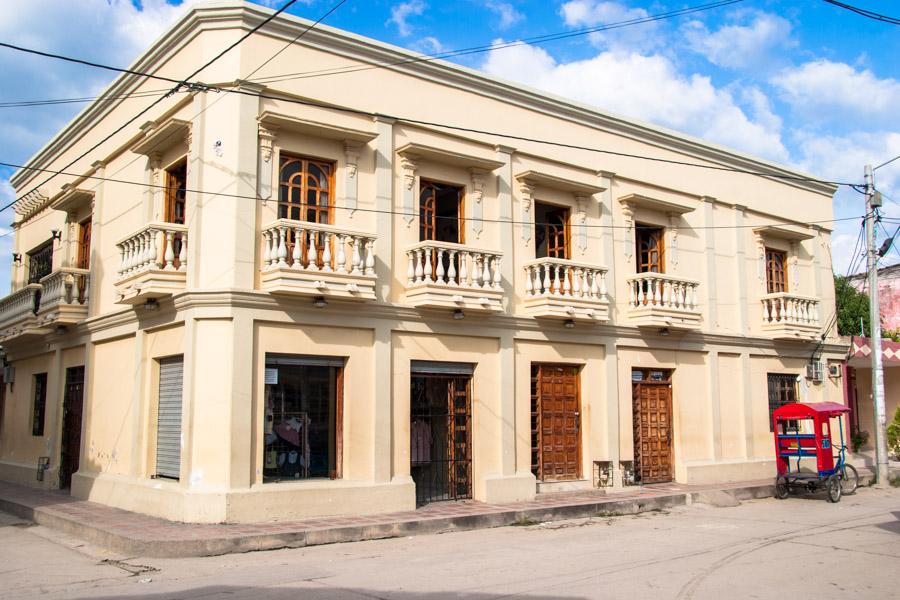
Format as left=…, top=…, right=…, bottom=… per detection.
left=0, top=158, right=865, bottom=232
left=874, top=153, right=900, bottom=172
left=822, top=0, right=900, bottom=25
left=0, top=0, right=744, bottom=109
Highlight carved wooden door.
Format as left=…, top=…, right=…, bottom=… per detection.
left=633, top=381, right=673, bottom=484
left=532, top=365, right=581, bottom=481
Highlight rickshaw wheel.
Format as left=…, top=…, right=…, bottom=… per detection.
left=840, top=464, right=859, bottom=495
left=826, top=475, right=842, bottom=503
left=774, top=476, right=789, bottom=499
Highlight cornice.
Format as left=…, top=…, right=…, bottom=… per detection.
left=12, top=1, right=837, bottom=201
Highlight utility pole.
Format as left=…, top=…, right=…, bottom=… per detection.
left=865, top=163, right=890, bottom=486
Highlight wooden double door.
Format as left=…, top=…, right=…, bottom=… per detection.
left=59, top=367, right=85, bottom=490
left=632, top=376, right=674, bottom=484
left=531, top=365, right=581, bottom=481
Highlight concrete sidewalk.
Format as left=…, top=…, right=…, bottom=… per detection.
left=0, top=479, right=786, bottom=558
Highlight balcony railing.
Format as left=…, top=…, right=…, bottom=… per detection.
left=260, top=219, right=377, bottom=300
left=522, top=257, right=610, bottom=322
left=404, top=241, right=504, bottom=312
left=115, top=222, right=188, bottom=305
left=36, top=268, right=90, bottom=325
left=0, top=284, right=41, bottom=341
left=625, top=272, right=701, bottom=330
left=761, top=292, right=820, bottom=340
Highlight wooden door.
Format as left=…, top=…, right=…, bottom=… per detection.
left=633, top=382, right=673, bottom=484
left=448, top=377, right=472, bottom=500
left=532, top=365, right=581, bottom=481
left=59, top=366, right=85, bottom=489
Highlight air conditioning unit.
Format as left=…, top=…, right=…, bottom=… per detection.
left=828, top=364, right=842, bottom=378
left=2, top=365, right=14, bottom=384
left=806, top=362, right=823, bottom=383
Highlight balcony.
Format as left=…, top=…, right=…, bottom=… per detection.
left=0, top=284, right=41, bottom=342
left=761, top=293, right=820, bottom=340
left=522, top=258, right=610, bottom=322
left=115, top=223, right=188, bottom=305
left=35, top=268, right=90, bottom=328
left=625, top=273, right=701, bottom=330
left=404, top=241, right=504, bottom=312
left=260, top=219, right=377, bottom=301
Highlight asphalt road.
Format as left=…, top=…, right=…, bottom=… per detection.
left=1, top=486, right=898, bottom=599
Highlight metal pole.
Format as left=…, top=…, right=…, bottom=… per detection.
left=865, top=164, right=890, bottom=486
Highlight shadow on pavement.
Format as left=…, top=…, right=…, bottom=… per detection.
left=72, top=587, right=587, bottom=600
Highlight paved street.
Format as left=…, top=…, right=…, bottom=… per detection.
left=1, top=487, right=898, bottom=600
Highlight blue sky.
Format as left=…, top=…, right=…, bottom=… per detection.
left=0, top=0, right=898, bottom=291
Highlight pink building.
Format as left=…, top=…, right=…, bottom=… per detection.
left=848, top=264, right=900, bottom=332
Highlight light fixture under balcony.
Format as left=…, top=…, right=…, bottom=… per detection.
left=313, top=296, right=328, bottom=309
left=143, top=298, right=159, bottom=312
left=564, top=319, right=575, bottom=329
left=453, top=309, right=465, bottom=320
left=659, top=327, right=670, bottom=336
left=51, top=229, right=62, bottom=242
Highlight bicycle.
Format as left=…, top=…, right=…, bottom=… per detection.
left=835, top=444, right=858, bottom=495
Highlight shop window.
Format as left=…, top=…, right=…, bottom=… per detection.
left=419, top=180, right=463, bottom=244
left=279, top=155, right=333, bottom=224
left=534, top=202, right=570, bottom=259
left=27, top=241, right=53, bottom=284
left=768, top=373, right=798, bottom=431
left=636, top=225, right=664, bottom=273
left=32, top=373, right=47, bottom=437
left=765, top=248, right=787, bottom=293
left=264, top=355, right=343, bottom=482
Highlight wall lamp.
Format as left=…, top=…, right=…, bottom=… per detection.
left=659, top=327, right=670, bottom=337
left=51, top=229, right=62, bottom=242
left=11, top=253, right=21, bottom=264
left=564, top=319, right=575, bottom=329
left=452, top=309, right=465, bottom=320
left=143, top=298, right=159, bottom=312
left=313, top=296, right=328, bottom=308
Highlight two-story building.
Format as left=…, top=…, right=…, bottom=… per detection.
left=0, top=2, right=847, bottom=523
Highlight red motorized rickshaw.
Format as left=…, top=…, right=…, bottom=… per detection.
left=773, top=402, right=859, bottom=503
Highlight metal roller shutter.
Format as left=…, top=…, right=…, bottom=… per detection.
left=410, top=361, right=475, bottom=376
left=156, top=356, right=183, bottom=480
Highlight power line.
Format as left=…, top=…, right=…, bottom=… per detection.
left=822, top=0, right=900, bottom=25
left=6, top=0, right=301, bottom=213
left=874, top=153, right=900, bottom=171
left=0, top=158, right=864, bottom=231
left=0, top=0, right=743, bottom=110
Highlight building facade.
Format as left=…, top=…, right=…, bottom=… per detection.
left=0, top=3, right=847, bottom=523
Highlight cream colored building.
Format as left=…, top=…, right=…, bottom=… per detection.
left=0, top=2, right=848, bottom=523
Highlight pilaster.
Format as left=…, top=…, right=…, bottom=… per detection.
left=374, top=117, right=395, bottom=303
left=732, top=204, right=749, bottom=335
left=701, top=196, right=717, bottom=331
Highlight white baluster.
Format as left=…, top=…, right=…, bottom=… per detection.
left=492, top=256, right=502, bottom=289
left=482, top=254, right=492, bottom=289
left=562, top=266, right=572, bottom=297
left=459, top=251, right=469, bottom=286
left=435, top=248, right=446, bottom=284
left=178, top=233, right=188, bottom=272
left=337, top=235, right=348, bottom=274
left=525, top=266, right=533, bottom=295
left=322, top=232, right=333, bottom=272
left=635, top=280, right=644, bottom=306
left=164, top=231, right=176, bottom=270
left=763, top=299, right=771, bottom=323
left=533, top=264, right=543, bottom=295
left=277, top=227, right=288, bottom=267
left=407, top=250, right=416, bottom=286
left=305, top=230, right=317, bottom=271
left=423, top=247, right=433, bottom=283
left=262, top=230, right=272, bottom=270
left=351, top=237, right=362, bottom=275
left=365, top=239, right=375, bottom=276
left=599, top=271, right=608, bottom=299
left=542, top=263, right=551, bottom=295
left=572, top=268, right=582, bottom=298
left=414, top=248, right=424, bottom=283
left=447, top=250, right=457, bottom=285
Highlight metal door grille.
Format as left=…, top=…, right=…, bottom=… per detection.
left=411, top=374, right=472, bottom=506
left=59, top=366, right=85, bottom=489
left=156, top=356, right=184, bottom=480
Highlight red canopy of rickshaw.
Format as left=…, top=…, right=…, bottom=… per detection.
left=773, top=402, right=850, bottom=419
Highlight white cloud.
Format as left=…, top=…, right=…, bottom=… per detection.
left=481, top=42, right=789, bottom=163
left=387, top=0, right=426, bottom=38
left=684, top=11, right=794, bottom=70
left=794, top=131, right=900, bottom=192
left=413, top=36, right=447, bottom=55
left=485, top=2, right=523, bottom=29
left=772, top=60, right=900, bottom=126
left=559, top=1, right=660, bottom=52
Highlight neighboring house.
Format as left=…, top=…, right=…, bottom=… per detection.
left=845, top=337, right=900, bottom=455
left=847, top=264, right=900, bottom=332
left=0, top=3, right=847, bottom=524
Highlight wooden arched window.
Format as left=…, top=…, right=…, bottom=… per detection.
left=765, top=248, right=787, bottom=293
left=535, top=202, right=570, bottom=259
left=636, top=226, right=664, bottom=273
left=279, top=155, right=333, bottom=224
left=419, top=181, right=462, bottom=243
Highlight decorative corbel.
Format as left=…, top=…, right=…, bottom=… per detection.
left=754, top=231, right=766, bottom=282
left=344, top=141, right=361, bottom=217
left=519, top=180, right=534, bottom=245
left=257, top=124, right=277, bottom=202
left=148, top=153, right=162, bottom=220
left=400, top=155, right=418, bottom=225
left=575, top=195, right=589, bottom=255
left=470, top=168, right=487, bottom=239
left=621, top=201, right=635, bottom=259
left=65, top=210, right=79, bottom=268
left=667, top=212, right=679, bottom=271
left=789, top=240, right=800, bottom=292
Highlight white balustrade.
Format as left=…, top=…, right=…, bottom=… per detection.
left=261, top=219, right=376, bottom=276
left=405, top=241, right=502, bottom=290
left=761, top=293, right=820, bottom=326
left=626, top=273, right=700, bottom=312
left=523, top=258, right=608, bottom=301
left=0, top=284, right=41, bottom=330
left=38, top=268, right=90, bottom=311
left=116, top=223, right=188, bottom=281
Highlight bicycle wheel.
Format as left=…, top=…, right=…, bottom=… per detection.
left=840, top=464, right=859, bottom=495
left=826, top=475, right=842, bottom=503
left=775, top=475, right=789, bottom=499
